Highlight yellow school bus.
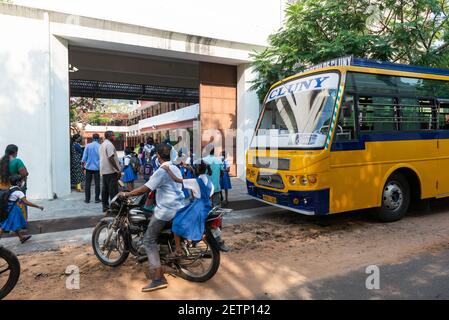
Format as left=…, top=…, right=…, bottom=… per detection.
left=246, top=56, right=449, bottom=221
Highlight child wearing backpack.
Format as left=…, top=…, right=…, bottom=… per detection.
left=0, top=175, right=43, bottom=244
left=122, top=147, right=138, bottom=190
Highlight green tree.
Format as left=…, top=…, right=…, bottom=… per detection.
left=69, top=97, right=108, bottom=133
left=251, top=0, right=449, bottom=102
left=87, top=111, right=112, bottom=125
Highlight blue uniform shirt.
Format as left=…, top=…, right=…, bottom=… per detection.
left=82, top=140, right=101, bottom=171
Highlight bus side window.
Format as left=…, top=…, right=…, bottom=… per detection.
left=399, top=98, right=435, bottom=130
left=335, top=95, right=356, bottom=141
left=359, top=96, right=395, bottom=132
left=438, top=102, right=449, bottom=129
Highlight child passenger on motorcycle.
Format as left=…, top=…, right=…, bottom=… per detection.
left=160, top=161, right=214, bottom=258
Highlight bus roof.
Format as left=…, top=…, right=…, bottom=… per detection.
left=305, top=56, right=449, bottom=77
left=267, top=56, right=449, bottom=97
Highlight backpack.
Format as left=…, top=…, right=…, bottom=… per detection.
left=129, top=155, right=140, bottom=174
left=143, top=163, right=153, bottom=177
left=0, top=186, right=20, bottom=222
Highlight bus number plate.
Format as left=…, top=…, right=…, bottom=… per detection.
left=263, top=195, right=277, bottom=204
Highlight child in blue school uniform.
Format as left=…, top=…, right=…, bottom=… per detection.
left=0, top=175, right=44, bottom=243
left=160, top=161, right=214, bottom=257
left=220, top=151, right=232, bottom=206
left=122, top=147, right=138, bottom=190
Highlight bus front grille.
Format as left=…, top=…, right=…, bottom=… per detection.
left=256, top=173, right=285, bottom=189
left=252, top=157, right=290, bottom=170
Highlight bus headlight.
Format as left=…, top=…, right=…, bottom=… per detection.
left=288, top=175, right=296, bottom=185
left=299, top=175, right=308, bottom=185
left=247, top=168, right=256, bottom=178
left=298, top=175, right=317, bottom=186
left=307, top=174, right=317, bottom=184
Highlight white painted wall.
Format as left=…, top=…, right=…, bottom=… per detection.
left=84, top=125, right=128, bottom=133
left=0, top=14, right=52, bottom=199
left=14, top=0, right=284, bottom=46
left=49, top=30, right=71, bottom=199
left=236, top=64, right=261, bottom=179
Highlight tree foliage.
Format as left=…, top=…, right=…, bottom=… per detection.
left=70, top=97, right=106, bottom=133
left=251, top=0, right=449, bottom=102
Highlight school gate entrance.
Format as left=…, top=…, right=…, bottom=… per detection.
left=0, top=4, right=267, bottom=199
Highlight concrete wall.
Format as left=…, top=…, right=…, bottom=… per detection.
left=0, top=13, right=69, bottom=199
left=49, top=33, right=71, bottom=199
left=14, top=0, right=285, bottom=46
left=236, top=64, right=261, bottom=179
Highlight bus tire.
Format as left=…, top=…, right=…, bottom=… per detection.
left=375, top=173, right=410, bottom=222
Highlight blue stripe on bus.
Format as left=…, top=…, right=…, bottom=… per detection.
left=331, top=130, right=449, bottom=151
left=246, top=180, right=330, bottom=215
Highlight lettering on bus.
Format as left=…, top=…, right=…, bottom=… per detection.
left=267, top=75, right=331, bottom=103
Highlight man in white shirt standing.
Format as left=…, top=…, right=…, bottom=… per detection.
left=119, top=143, right=185, bottom=292
left=99, top=131, right=121, bottom=213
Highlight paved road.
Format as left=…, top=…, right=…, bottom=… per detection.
left=282, top=249, right=449, bottom=300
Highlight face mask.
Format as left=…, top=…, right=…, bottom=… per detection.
left=20, top=181, right=25, bottom=188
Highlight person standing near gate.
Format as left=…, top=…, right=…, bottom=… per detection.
left=82, top=133, right=101, bottom=204
left=100, top=131, right=121, bottom=213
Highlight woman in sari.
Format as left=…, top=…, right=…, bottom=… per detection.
left=0, top=144, right=29, bottom=221
left=70, top=134, right=85, bottom=192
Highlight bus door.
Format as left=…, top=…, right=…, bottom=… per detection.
left=437, top=98, right=449, bottom=197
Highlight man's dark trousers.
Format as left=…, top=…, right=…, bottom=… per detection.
left=85, top=169, right=100, bottom=203
left=102, top=173, right=119, bottom=211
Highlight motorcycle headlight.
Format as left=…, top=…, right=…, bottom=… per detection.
left=111, top=201, right=121, bottom=210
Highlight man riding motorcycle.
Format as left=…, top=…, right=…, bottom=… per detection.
left=118, top=143, right=184, bottom=292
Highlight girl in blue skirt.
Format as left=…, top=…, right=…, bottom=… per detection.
left=161, top=161, right=214, bottom=257
left=122, top=147, right=138, bottom=190
left=0, top=175, right=43, bottom=243
left=220, top=151, right=232, bottom=206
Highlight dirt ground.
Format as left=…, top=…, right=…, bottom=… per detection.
left=6, top=202, right=449, bottom=300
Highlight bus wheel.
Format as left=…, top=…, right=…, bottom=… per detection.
left=375, top=173, right=410, bottom=222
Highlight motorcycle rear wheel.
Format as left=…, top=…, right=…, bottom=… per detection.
left=176, top=237, right=220, bottom=283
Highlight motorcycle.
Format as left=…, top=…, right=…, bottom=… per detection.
left=91, top=193, right=231, bottom=282
left=0, top=245, right=20, bottom=299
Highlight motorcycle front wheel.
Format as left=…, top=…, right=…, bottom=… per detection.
left=92, top=220, right=129, bottom=267
left=0, top=246, right=20, bottom=300
left=176, top=236, right=220, bottom=283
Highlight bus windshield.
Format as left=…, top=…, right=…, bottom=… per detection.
left=251, top=72, right=340, bottom=149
